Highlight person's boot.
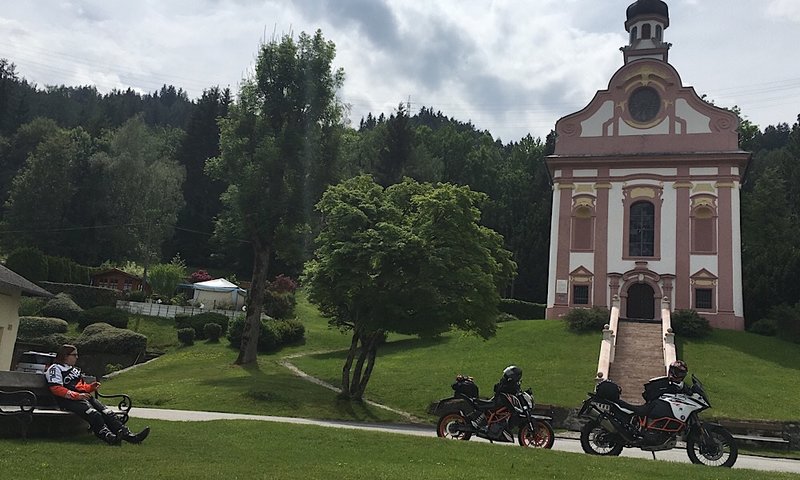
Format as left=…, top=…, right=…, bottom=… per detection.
left=96, top=426, right=122, bottom=446
left=119, top=425, right=150, bottom=444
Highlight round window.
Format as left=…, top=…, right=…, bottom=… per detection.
left=628, top=87, right=661, bottom=123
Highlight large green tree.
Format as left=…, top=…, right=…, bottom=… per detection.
left=304, top=176, right=516, bottom=400
left=207, top=30, right=344, bottom=365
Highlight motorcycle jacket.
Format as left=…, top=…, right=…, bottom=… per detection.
left=46, top=363, right=98, bottom=401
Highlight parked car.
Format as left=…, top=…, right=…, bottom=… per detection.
left=15, top=351, right=56, bottom=374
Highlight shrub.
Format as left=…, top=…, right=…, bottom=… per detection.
left=5, top=247, right=48, bottom=281
left=39, top=282, right=120, bottom=308
left=18, top=316, right=69, bottom=338
left=204, top=323, right=223, bottom=342
left=190, top=270, right=213, bottom=283
left=670, top=309, right=712, bottom=338
left=38, top=293, right=83, bottom=323
left=148, top=262, right=186, bottom=298
left=763, top=303, right=800, bottom=343
left=77, top=306, right=129, bottom=330
left=126, top=290, right=148, bottom=302
left=264, top=291, right=296, bottom=319
left=76, top=323, right=147, bottom=355
left=496, top=312, right=519, bottom=323
left=268, top=274, right=298, bottom=294
left=175, top=312, right=230, bottom=340
left=177, top=328, right=195, bottom=346
left=565, top=307, right=610, bottom=333
left=19, top=297, right=46, bottom=316
left=748, top=318, right=778, bottom=337
left=227, top=315, right=305, bottom=352
left=499, top=299, right=546, bottom=320
left=105, top=363, right=124, bottom=374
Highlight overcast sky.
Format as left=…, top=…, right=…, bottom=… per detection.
left=2, top=1, right=800, bottom=142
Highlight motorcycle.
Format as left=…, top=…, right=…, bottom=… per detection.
left=434, top=375, right=555, bottom=448
left=578, top=374, right=738, bottom=467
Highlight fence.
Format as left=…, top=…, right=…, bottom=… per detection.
left=116, top=300, right=241, bottom=319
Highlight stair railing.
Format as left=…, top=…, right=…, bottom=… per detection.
left=661, top=296, right=676, bottom=375
left=595, top=294, right=621, bottom=383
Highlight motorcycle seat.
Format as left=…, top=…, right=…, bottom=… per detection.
left=615, top=399, right=650, bottom=416
left=474, top=398, right=495, bottom=409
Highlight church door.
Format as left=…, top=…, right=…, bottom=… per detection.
left=626, top=283, right=655, bottom=320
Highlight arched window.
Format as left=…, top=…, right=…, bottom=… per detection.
left=630, top=26, right=638, bottom=43
left=655, top=25, right=663, bottom=41
left=629, top=201, right=655, bottom=257
left=642, top=24, right=652, bottom=39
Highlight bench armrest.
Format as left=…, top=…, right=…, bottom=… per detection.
left=0, top=389, right=36, bottom=415
left=95, top=391, right=133, bottom=423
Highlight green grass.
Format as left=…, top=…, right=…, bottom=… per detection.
left=1, top=420, right=796, bottom=480
left=291, top=320, right=599, bottom=420
left=127, top=313, right=182, bottom=351
left=680, top=329, right=800, bottom=421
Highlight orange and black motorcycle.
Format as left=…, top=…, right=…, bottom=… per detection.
left=434, top=375, right=555, bottom=448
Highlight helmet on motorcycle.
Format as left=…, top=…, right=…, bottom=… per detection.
left=668, top=360, right=688, bottom=382
left=502, top=365, right=522, bottom=384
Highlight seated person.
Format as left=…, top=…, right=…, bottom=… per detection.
left=46, top=344, right=150, bottom=445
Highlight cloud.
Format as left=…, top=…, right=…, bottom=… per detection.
left=766, top=0, right=800, bottom=23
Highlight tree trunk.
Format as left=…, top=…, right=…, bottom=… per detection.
left=340, top=332, right=360, bottom=398
left=357, top=332, right=380, bottom=395
left=235, top=239, right=270, bottom=365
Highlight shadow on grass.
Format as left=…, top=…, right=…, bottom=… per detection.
left=202, top=366, right=389, bottom=422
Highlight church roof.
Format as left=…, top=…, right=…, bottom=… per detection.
left=626, top=0, right=669, bottom=22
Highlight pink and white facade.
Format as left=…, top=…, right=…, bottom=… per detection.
left=544, top=0, right=749, bottom=329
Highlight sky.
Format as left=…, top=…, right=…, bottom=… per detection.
left=1, top=0, right=800, bottom=143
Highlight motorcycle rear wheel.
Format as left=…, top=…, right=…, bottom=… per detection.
left=580, top=420, right=624, bottom=456
left=686, top=425, right=738, bottom=468
left=436, top=413, right=472, bottom=441
left=518, top=420, right=555, bottom=449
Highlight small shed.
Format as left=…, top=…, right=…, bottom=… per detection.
left=0, top=264, right=53, bottom=371
left=191, top=278, right=246, bottom=310
left=90, top=268, right=146, bottom=293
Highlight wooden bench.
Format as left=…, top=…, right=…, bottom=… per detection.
left=0, top=371, right=132, bottom=438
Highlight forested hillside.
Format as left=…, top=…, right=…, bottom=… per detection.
left=1, top=55, right=799, bottom=331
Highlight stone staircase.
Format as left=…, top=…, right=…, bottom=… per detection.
left=608, top=320, right=666, bottom=403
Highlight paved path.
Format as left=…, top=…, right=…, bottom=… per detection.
left=130, top=408, right=800, bottom=475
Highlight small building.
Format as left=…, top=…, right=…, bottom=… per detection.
left=190, top=278, right=246, bottom=310
left=90, top=268, right=145, bottom=293
left=0, top=264, right=53, bottom=371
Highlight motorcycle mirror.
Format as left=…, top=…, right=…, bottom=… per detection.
left=525, top=388, right=532, bottom=395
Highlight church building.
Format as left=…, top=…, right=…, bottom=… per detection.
left=544, top=0, right=749, bottom=329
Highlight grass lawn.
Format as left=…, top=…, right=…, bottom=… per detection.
left=291, top=320, right=599, bottom=420
left=1, top=419, right=796, bottom=480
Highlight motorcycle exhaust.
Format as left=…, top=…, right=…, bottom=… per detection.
left=599, top=414, right=635, bottom=443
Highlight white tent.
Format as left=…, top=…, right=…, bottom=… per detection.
left=191, top=278, right=246, bottom=310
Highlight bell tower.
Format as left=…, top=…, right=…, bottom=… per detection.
left=621, top=0, right=671, bottom=64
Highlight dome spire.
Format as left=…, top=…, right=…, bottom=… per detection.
left=621, top=0, right=671, bottom=64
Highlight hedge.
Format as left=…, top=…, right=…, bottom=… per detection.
left=18, top=297, right=47, bottom=316
left=39, top=282, right=121, bottom=309
left=5, top=247, right=48, bottom=282
left=38, top=293, right=83, bottom=323
left=565, top=307, right=610, bottom=333
left=76, top=323, right=147, bottom=356
left=18, top=316, right=69, bottom=338
left=175, top=312, right=230, bottom=340
left=499, top=299, right=546, bottom=320
left=77, top=306, right=129, bottom=330
left=670, top=309, right=712, bottom=338
left=227, top=315, right=305, bottom=352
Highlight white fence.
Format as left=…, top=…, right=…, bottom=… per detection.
left=116, top=300, right=241, bottom=319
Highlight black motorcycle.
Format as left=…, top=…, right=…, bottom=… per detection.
left=434, top=375, right=555, bottom=448
left=578, top=374, right=737, bottom=467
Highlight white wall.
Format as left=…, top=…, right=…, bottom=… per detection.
left=0, top=289, right=22, bottom=371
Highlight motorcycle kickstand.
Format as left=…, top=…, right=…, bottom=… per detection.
left=651, top=452, right=656, bottom=460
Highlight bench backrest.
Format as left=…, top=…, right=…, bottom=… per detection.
left=0, top=371, right=60, bottom=408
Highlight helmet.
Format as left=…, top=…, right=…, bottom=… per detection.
left=668, top=360, right=688, bottom=382
left=502, top=365, right=522, bottom=384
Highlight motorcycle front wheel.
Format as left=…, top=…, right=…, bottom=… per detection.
left=580, top=420, right=624, bottom=456
left=518, top=420, right=555, bottom=449
left=436, top=413, right=472, bottom=441
left=686, top=425, right=738, bottom=468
